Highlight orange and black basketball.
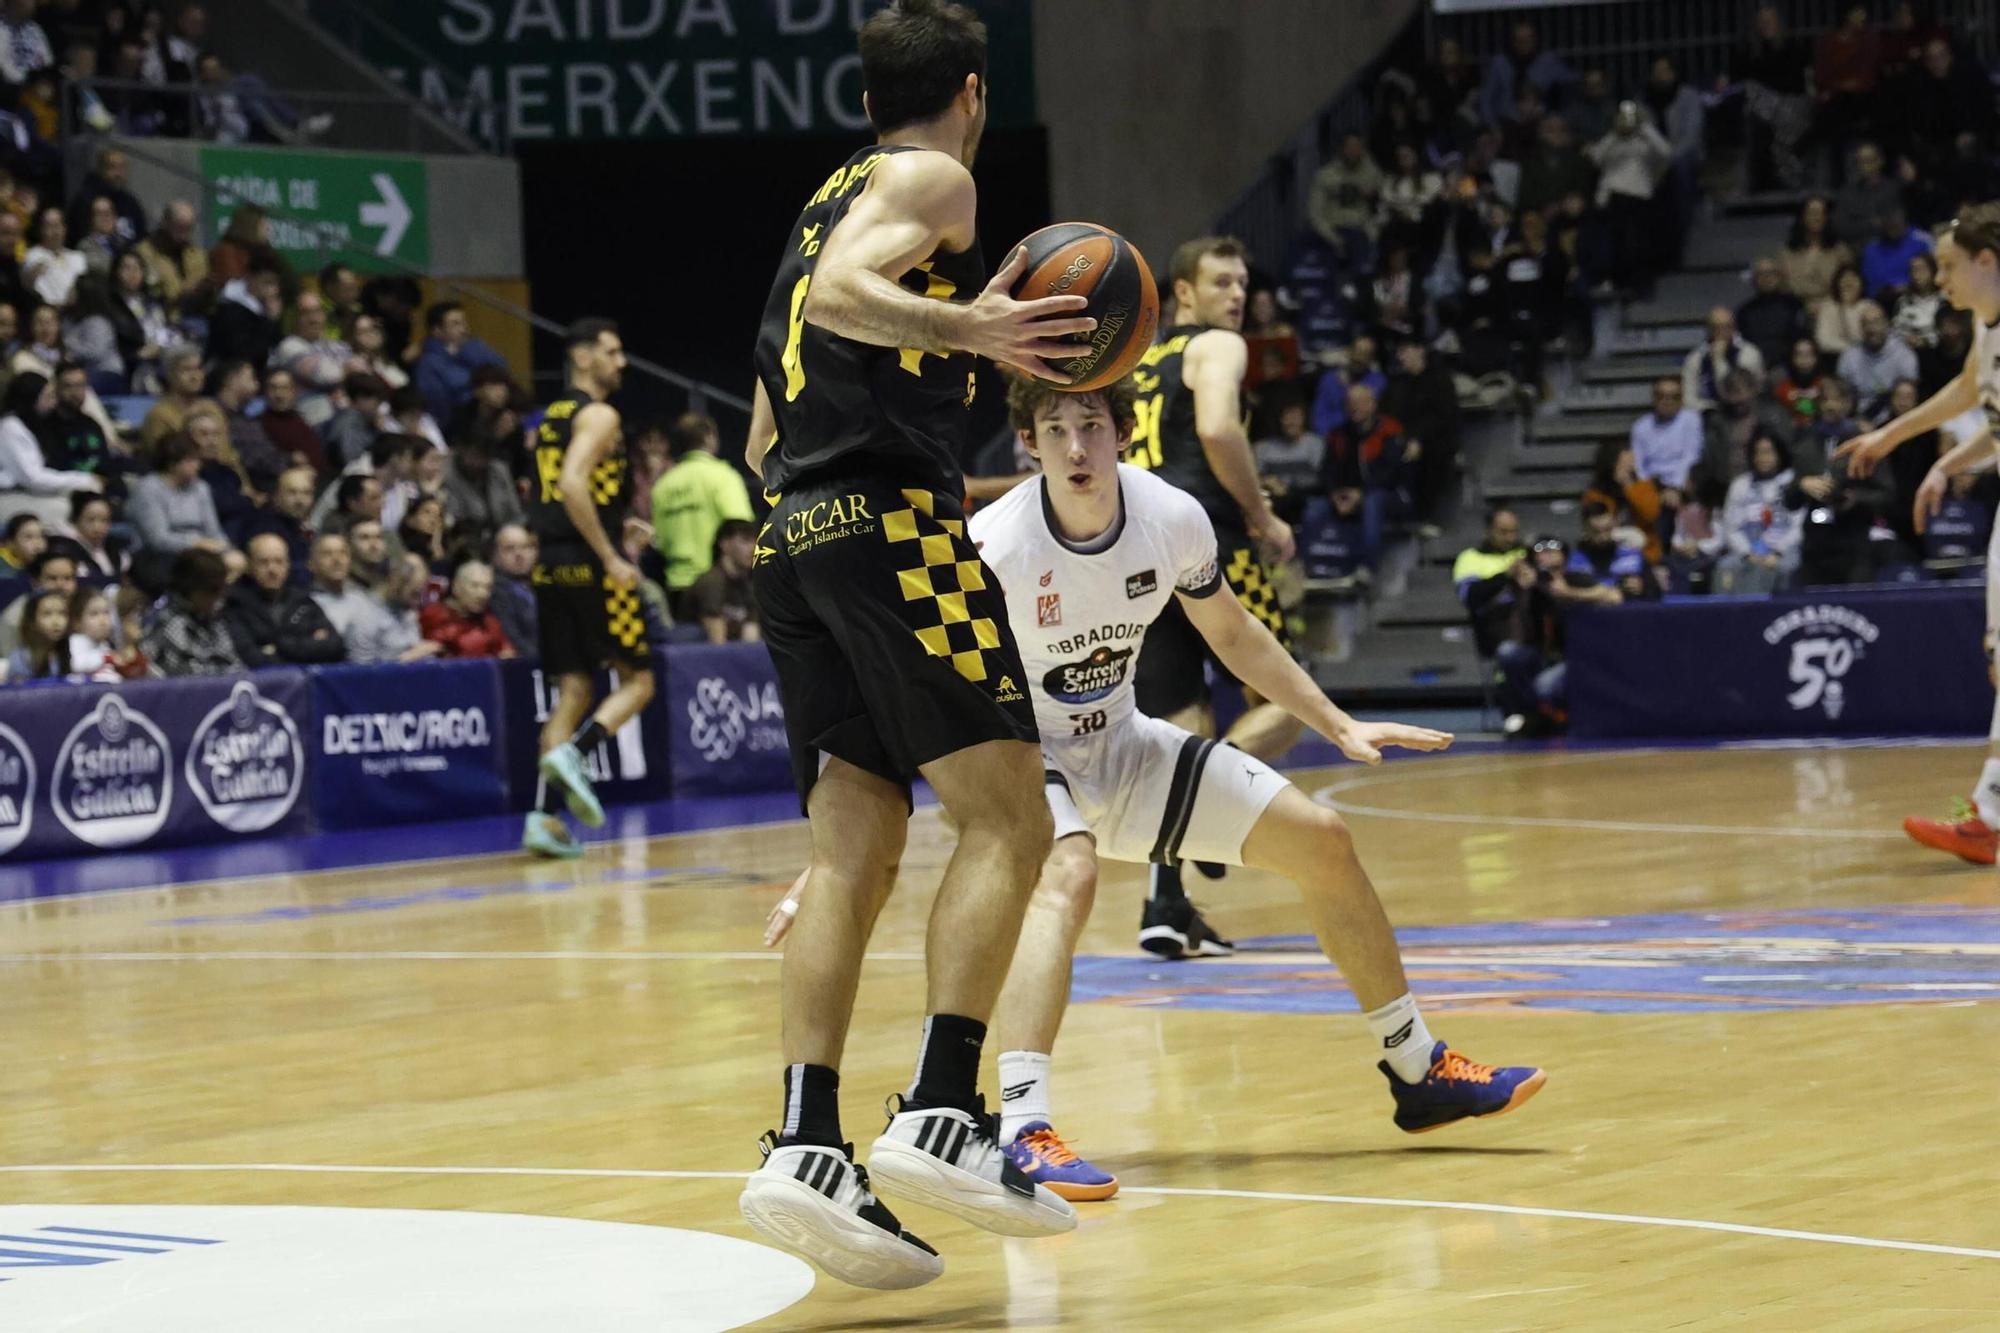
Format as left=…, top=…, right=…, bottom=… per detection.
left=1010, top=222, right=1159, bottom=392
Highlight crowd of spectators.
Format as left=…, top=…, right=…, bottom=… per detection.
left=10, top=2, right=1993, bottom=724
left=0, top=105, right=763, bottom=687
left=1243, top=16, right=1717, bottom=592
left=0, top=2, right=331, bottom=152
left=1439, top=3, right=2000, bottom=734
left=1278, top=17, right=1703, bottom=380
left=1586, top=94, right=2000, bottom=604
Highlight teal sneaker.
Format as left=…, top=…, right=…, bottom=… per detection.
left=537, top=741, right=605, bottom=828
left=522, top=811, right=583, bottom=860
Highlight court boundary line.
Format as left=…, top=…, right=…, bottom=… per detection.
left=1, top=1163, right=1992, bottom=1262
left=1314, top=748, right=1913, bottom=839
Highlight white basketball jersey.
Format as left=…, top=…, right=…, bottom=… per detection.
left=969, top=465, right=1222, bottom=741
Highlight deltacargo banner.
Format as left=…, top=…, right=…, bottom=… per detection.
left=312, top=659, right=507, bottom=829
left=1568, top=585, right=1988, bottom=738
left=0, top=670, right=311, bottom=860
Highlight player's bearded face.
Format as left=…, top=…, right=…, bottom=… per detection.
left=593, top=337, right=627, bottom=392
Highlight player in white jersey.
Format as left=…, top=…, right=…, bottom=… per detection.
left=1838, top=203, right=2000, bottom=864
left=770, top=374, right=1547, bottom=1200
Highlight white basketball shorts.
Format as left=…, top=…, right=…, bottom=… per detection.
left=1042, top=711, right=1290, bottom=866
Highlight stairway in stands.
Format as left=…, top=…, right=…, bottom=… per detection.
left=1316, top=196, right=1800, bottom=707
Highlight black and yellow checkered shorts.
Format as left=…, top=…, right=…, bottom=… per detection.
left=754, top=473, right=1038, bottom=809
left=531, top=547, right=650, bottom=676
left=1134, top=527, right=1292, bottom=718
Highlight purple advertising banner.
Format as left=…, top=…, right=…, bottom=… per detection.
left=0, top=670, right=310, bottom=869
left=1569, top=586, right=1987, bottom=738
left=663, top=642, right=789, bottom=798
left=312, top=659, right=507, bottom=829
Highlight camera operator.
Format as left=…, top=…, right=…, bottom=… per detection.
left=1494, top=529, right=1624, bottom=736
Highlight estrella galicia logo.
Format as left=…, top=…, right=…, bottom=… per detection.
left=1762, top=604, right=1880, bottom=720
left=53, top=695, right=172, bottom=848
left=187, top=681, right=304, bottom=833
left=0, top=720, right=35, bottom=855
left=1125, top=569, right=1158, bottom=599
left=1043, top=645, right=1134, bottom=704
left=687, top=676, right=785, bottom=763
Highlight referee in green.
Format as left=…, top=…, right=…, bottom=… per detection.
left=652, top=412, right=754, bottom=623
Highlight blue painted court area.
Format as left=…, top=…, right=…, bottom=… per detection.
left=1071, top=907, right=2000, bottom=1015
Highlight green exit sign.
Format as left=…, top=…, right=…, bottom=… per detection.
left=199, top=146, right=430, bottom=271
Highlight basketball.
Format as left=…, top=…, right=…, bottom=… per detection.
left=1010, top=222, right=1159, bottom=392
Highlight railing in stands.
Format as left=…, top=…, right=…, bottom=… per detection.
left=301, top=0, right=510, bottom=154
left=72, top=77, right=482, bottom=157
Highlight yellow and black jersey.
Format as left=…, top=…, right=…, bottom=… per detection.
left=753, top=143, right=984, bottom=498
left=1126, top=323, right=1240, bottom=529
left=528, top=394, right=626, bottom=553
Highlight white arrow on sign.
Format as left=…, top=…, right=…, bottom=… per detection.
left=358, top=172, right=411, bottom=257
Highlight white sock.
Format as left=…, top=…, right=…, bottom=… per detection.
left=1365, top=993, right=1436, bottom=1084
left=997, top=1050, right=1052, bottom=1144
left=1975, top=758, right=2000, bottom=827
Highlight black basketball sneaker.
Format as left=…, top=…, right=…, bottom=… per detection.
left=1138, top=893, right=1236, bottom=960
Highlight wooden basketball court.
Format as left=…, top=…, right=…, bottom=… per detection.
left=6, top=741, right=1997, bottom=1329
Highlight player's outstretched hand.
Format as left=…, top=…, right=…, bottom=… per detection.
left=764, top=868, right=808, bottom=948
left=961, top=246, right=1096, bottom=383
left=1333, top=721, right=1454, bottom=766
left=604, top=555, right=640, bottom=591
left=1832, top=429, right=1893, bottom=477
left=1913, top=467, right=1948, bottom=534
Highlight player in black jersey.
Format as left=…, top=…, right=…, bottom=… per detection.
left=1127, top=235, right=1306, bottom=959
left=520, top=318, right=654, bottom=861
left=735, top=0, right=1094, bottom=1292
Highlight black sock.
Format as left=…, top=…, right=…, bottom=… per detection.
left=1149, top=859, right=1187, bottom=906
left=906, top=1013, right=986, bottom=1112
left=536, top=776, right=564, bottom=816
left=570, top=718, right=607, bottom=753
left=780, top=1063, right=843, bottom=1148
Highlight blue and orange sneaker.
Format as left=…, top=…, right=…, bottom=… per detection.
left=1381, top=1042, right=1546, bottom=1134
left=1003, top=1122, right=1119, bottom=1202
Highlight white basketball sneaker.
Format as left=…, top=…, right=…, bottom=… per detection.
left=866, top=1096, right=1078, bottom=1237
left=739, top=1133, right=944, bottom=1290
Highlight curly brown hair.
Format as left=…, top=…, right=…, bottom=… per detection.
left=1003, top=371, right=1138, bottom=438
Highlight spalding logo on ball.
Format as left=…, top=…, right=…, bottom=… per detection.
left=1010, top=222, right=1159, bottom=392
